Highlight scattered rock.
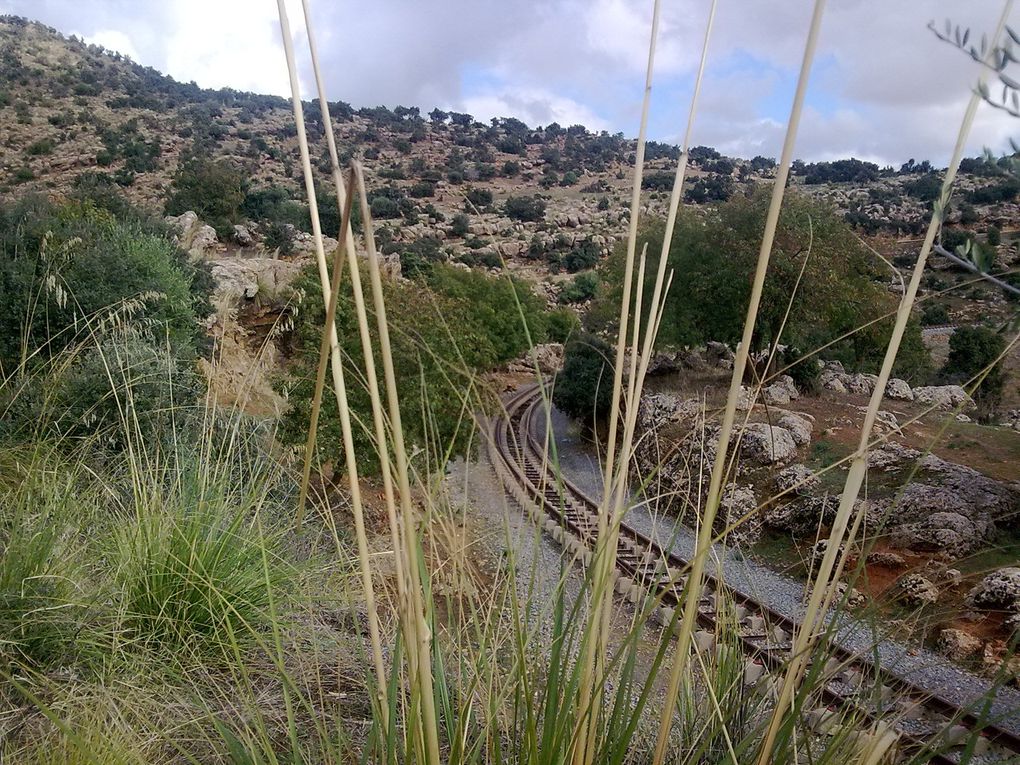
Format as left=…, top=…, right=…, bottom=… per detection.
left=866, top=550, right=906, bottom=567
left=885, top=378, right=914, bottom=401
left=189, top=224, right=218, bottom=257
left=735, top=385, right=754, bottom=411
left=705, top=341, right=734, bottom=368
left=636, top=393, right=701, bottom=430
left=736, top=423, right=798, bottom=464
left=507, top=343, right=564, bottom=375
left=774, top=463, right=819, bottom=496
left=210, top=258, right=303, bottom=300
left=232, top=224, right=255, bottom=247
left=937, top=628, right=983, bottom=661
left=776, top=412, right=812, bottom=445
left=721, top=484, right=760, bottom=543
left=762, top=383, right=791, bottom=405
left=897, top=573, right=940, bottom=606
left=846, top=372, right=878, bottom=396
left=912, top=385, right=974, bottom=411
left=966, top=568, right=1020, bottom=611
left=820, top=371, right=848, bottom=394
left=835, top=581, right=868, bottom=608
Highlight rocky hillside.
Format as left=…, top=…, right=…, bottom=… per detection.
left=3, top=14, right=1019, bottom=289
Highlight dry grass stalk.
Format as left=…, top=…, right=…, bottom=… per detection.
left=649, top=0, right=828, bottom=761
left=571, top=4, right=661, bottom=763
left=352, top=162, right=442, bottom=765
left=299, top=0, right=412, bottom=639
left=295, top=175, right=353, bottom=529
left=755, top=4, right=1014, bottom=762
left=274, top=0, right=390, bottom=735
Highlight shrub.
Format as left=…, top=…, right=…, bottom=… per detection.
left=943, top=325, right=1006, bottom=409
left=920, top=303, right=950, bottom=326
left=451, top=213, right=470, bottom=237
left=370, top=196, right=401, bottom=219
left=166, top=157, right=246, bottom=237
left=465, top=187, right=493, bottom=210
left=26, top=138, right=55, bottom=156
left=409, top=181, right=436, bottom=198
left=504, top=195, right=546, bottom=222
left=502, top=161, right=520, bottom=177
left=559, top=271, right=598, bottom=303
left=552, top=333, right=614, bottom=425
left=0, top=199, right=208, bottom=371
left=563, top=238, right=599, bottom=273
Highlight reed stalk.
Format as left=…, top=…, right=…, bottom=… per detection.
left=652, top=2, right=828, bottom=762
left=571, top=5, right=660, bottom=763
left=295, top=173, right=353, bottom=529
left=297, top=0, right=411, bottom=623
left=754, top=5, right=1013, bottom=762
left=274, top=0, right=390, bottom=734
left=352, top=162, right=442, bottom=765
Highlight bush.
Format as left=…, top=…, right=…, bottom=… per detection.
left=553, top=334, right=614, bottom=425
left=920, top=303, right=950, bottom=326
left=589, top=191, right=929, bottom=379
left=166, top=157, right=246, bottom=237
left=943, top=325, right=1006, bottom=409
left=504, top=195, right=546, bottom=222
left=370, top=196, right=402, bottom=220
left=26, top=138, right=55, bottom=156
left=0, top=199, right=208, bottom=370
left=559, top=271, right=598, bottom=303
left=451, top=213, right=470, bottom=237
left=563, top=238, right=600, bottom=273
left=465, top=187, right=493, bottom=210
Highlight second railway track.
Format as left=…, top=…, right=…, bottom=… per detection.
left=487, top=382, right=1020, bottom=764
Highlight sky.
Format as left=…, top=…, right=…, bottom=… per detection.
left=4, top=0, right=1020, bottom=166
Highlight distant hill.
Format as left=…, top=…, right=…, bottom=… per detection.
left=2, top=14, right=1018, bottom=268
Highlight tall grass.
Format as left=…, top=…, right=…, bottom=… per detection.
left=2, top=1, right=1018, bottom=763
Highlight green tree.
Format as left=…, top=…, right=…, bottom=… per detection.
left=165, top=157, right=245, bottom=236
left=552, top=334, right=614, bottom=425
left=943, top=325, right=1007, bottom=410
left=590, top=190, right=930, bottom=379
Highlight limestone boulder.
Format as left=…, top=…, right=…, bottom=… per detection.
left=636, top=393, right=701, bottom=430
left=508, top=343, right=564, bottom=375
left=736, top=423, right=798, bottom=464
left=937, top=628, right=983, bottom=661
left=885, top=378, right=914, bottom=401
left=774, top=463, right=819, bottom=496
left=966, top=567, right=1020, bottom=611
left=897, top=573, right=940, bottom=606
left=776, top=412, right=813, bottom=445
left=912, top=385, right=974, bottom=411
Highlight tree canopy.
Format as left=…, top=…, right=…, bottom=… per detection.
left=589, top=190, right=929, bottom=379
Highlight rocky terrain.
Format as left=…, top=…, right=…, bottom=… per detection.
left=3, top=15, right=1020, bottom=306
left=3, top=13, right=1018, bottom=680
left=627, top=348, right=1020, bottom=677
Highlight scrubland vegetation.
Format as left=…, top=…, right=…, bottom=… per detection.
left=0, top=5, right=1018, bottom=765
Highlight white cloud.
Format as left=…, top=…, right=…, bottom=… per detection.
left=80, top=28, right=140, bottom=62
left=460, top=86, right=610, bottom=131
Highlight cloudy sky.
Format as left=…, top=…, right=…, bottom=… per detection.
left=4, top=0, right=1020, bottom=166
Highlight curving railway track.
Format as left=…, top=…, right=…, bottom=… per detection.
left=487, top=382, right=1020, bottom=764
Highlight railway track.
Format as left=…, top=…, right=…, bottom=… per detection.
left=487, top=383, right=1020, bottom=764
